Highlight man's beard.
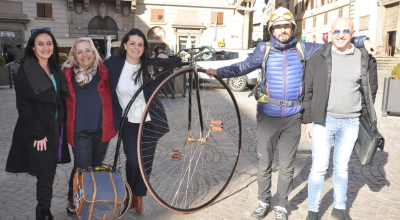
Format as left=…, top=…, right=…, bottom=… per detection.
left=277, top=34, right=290, bottom=42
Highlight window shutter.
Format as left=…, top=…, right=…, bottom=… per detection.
left=211, top=12, right=218, bottom=24
left=324, top=12, right=328, bottom=25
left=37, top=3, right=45, bottom=17
left=157, top=9, right=164, bottom=22
left=151, top=9, right=158, bottom=22
left=338, top=8, right=343, bottom=18
left=45, top=3, right=52, bottom=18
left=311, top=0, right=314, bottom=8
left=321, top=0, right=324, bottom=5
left=313, top=16, right=316, bottom=28
left=217, top=12, right=224, bottom=25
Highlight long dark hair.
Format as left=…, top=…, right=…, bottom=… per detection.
left=117, top=28, right=151, bottom=85
left=25, top=29, right=60, bottom=70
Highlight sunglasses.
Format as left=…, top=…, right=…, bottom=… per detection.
left=270, top=12, right=293, bottom=22
left=31, top=27, right=51, bottom=35
left=333, top=29, right=352, bottom=36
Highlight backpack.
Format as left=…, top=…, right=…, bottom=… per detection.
left=248, top=41, right=305, bottom=107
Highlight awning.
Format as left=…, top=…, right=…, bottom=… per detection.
left=56, top=38, right=79, bottom=48
left=111, top=41, right=121, bottom=48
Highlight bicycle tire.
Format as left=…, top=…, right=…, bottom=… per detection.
left=118, top=180, right=132, bottom=219
left=137, top=67, right=242, bottom=213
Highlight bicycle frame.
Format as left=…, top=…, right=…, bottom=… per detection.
left=113, top=46, right=221, bottom=171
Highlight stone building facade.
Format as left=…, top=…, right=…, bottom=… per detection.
left=273, top=0, right=350, bottom=43
left=375, top=0, right=400, bottom=57
left=0, top=0, right=257, bottom=61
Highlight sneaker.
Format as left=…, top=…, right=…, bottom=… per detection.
left=66, top=201, right=76, bottom=215
left=331, top=208, right=352, bottom=220
left=273, top=206, right=287, bottom=220
left=251, top=201, right=270, bottom=219
left=306, top=210, right=318, bottom=220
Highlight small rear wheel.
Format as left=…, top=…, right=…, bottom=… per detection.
left=228, top=76, right=247, bottom=92
left=118, top=180, right=132, bottom=219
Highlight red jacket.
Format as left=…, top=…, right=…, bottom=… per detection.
left=63, top=60, right=117, bottom=147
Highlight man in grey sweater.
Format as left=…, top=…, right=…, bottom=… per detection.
left=302, top=17, right=378, bottom=220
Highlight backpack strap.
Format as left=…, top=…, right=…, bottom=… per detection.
left=248, top=42, right=271, bottom=98
left=296, top=41, right=305, bottom=67
left=261, top=42, right=272, bottom=80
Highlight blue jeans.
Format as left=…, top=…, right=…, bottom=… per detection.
left=308, top=116, right=359, bottom=212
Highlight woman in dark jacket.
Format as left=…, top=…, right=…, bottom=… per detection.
left=153, top=45, right=162, bottom=58
left=62, top=37, right=117, bottom=215
left=6, top=29, right=70, bottom=220
left=104, top=28, right=168, bottom=215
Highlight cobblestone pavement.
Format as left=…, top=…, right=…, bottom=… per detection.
left=1, top=70, right=399, bottom=220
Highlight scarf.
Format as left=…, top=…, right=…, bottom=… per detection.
left=74, top=64, right=97, bottom=88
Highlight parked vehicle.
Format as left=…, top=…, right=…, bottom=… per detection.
left=195, top=49, right=260, bottom=92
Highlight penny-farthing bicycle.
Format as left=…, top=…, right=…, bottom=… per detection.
left=114, top=46, right=242, bottom=216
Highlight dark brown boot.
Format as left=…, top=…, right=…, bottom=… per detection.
left=133, top=195, right=145, bottom=215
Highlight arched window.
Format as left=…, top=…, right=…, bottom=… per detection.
left=147, top=26, right=166, bottom=40
left=88, top=16, right=118, bottom=36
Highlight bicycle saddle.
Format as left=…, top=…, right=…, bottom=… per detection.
left=148, top=57, right=182, bottom=70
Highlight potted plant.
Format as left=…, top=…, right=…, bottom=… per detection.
left=381, top=63, right=400, bottom=116
left=59, top=53, right=69, bottom=66
left=0, top=56, right=12, bottom=87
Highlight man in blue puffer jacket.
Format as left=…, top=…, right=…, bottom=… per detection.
left=206, top=7, right=377, bottom=220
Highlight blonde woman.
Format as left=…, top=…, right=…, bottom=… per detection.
left=62, top=38, right=117, bottom=215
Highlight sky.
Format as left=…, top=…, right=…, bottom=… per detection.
left=253, top=0, right=265, bottom=17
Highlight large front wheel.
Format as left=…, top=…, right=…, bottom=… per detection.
left=137, top=67, right=242, bottom=213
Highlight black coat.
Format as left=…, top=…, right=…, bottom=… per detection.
left=302, top=42, right=378, bottom=126
left=6, top=57, right=71, bottom=177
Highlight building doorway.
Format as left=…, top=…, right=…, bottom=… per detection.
left=88, top=16, right=118, bottom=58
left=387, top=31, right=396, bottom=56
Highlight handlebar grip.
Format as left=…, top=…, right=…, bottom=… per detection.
left=215, top=50, right=226, bottom=55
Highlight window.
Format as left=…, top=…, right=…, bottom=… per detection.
left=313, top=16, right=316, bottom=28
left=338, top=7, right=343, bottom=18
left=211, top=12, right=224, bottom=25
left=287, top=4, right=290, bottom=9
left=324, top=12, right=328, bottom=25
left=215, top=52, right=239, bottom=61
left=359, top=15, right=370, bottom=31
left=321, top=0, right=325, bottom=4
left=37, top=3, right=52, bottom=18
left=311, top=0, right=314, bottom=9
left=295, top=0, right=298, bottom=14
left=302, top=20, right=306, bottom=30
left=151, top=9, right=164, bottom=22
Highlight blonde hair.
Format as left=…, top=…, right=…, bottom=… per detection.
left=62, top=37, right=101, bottom=70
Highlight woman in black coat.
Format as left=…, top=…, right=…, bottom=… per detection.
left=104, top=28, right=169, bottom=215
left=5, top=29, right=70, bottom=220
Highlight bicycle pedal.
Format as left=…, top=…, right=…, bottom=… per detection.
left=210, top=121, right=224, bottom=131
left=171, top=149, right=183, bottom=160
left=211, top=127, right=223, bottom=131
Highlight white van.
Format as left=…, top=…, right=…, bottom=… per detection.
left=195, top=49, right=260, bottom=92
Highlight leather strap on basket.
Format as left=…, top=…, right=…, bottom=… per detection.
left=88, top=171, right=98, bottom=220
left=109, top=172, right=118, bottom=219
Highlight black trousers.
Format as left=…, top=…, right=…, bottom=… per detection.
left=36, top=120, right=59, bottom=210
left=67, top=128, right=110, bottom=202
left=122, top=122, right=156, bottom=197
left=36, top=176, right=54, bottom=210
left=256, top=112, right=301, bottom=207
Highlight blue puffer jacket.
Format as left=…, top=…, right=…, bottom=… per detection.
left=217, top=35, right=367, bottom=117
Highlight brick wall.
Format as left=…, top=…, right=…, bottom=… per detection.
left=383, top=3, right=399, bottom=53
